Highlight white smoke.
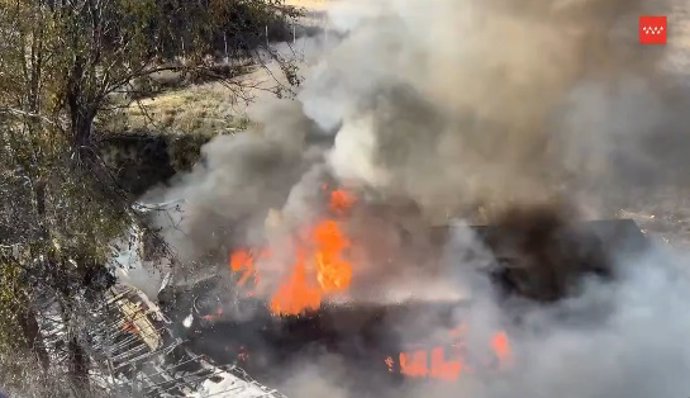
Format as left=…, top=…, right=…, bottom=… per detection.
left=149, top=0, right=683, bottom=270
left=445, top=248, right=690, bottom=398
left=143, top=0, right=690, bottom=396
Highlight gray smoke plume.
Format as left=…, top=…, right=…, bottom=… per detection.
left=277, top=244, right=690, bottom=398
left=143, top=0, right=690, bottom=396
left=149, top=0, right=683, bottom=267
left=298, top=0, right=686, bottom=221
left=155, top=0, right=683, bottom=275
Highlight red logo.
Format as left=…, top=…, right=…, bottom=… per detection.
left=639, top=15, right=667, bottom=45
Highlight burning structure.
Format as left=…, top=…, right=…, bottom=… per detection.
left=2, top=0, right=688, bottom=396
left=138, top=0, right=690, bottom=397
left=157, top=185, right=650, bottom=390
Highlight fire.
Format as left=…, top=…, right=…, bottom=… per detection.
left=270, top=248, right=323, bottom=315
left=430, top=347, right=464, bottom=381
left=397, top=347, right=465, bottom=380
left=313, top=220, right=353, bottom=292
left=490, top=331, right=512, bottom=366
left=230, top=250, right=257, bottom=288
left=399, top=350, right=430, bottom=378
left=329, top=188, right=357, bottom=214
left=229, top=187, right=356, bottom=316
left=227, top=185, right=515, bottom=381
left=387, top=327, right=513, bottom=382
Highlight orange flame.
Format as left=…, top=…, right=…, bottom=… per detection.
left=329, top=189, right=357, bottom=214
left=490, top=331, right=512, bottom=366
left=397, top=347, right=465, bottom=380
left=269, top=218, right=353, bottom=316
left=270, top=248, right=323, bottom=315
left=387, top=326, right=513, bottom=382
left=400, top=350, right=428, bottom=378
left=313, top=220, right=353, bottom=292
left=230, top=250, right=256, bottom=288
left=230, top=188, right=356, bottom=317
left=430, top=347, right=464, bottom=381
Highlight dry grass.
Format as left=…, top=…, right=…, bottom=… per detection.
left=285, top=0, right=332, bottom=11
left=106, top=81, right=252, bottom=137
left=102, top=0, right=332, bottom=138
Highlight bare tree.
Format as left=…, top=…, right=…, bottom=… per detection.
left=0, top=0, right=302, bottom=394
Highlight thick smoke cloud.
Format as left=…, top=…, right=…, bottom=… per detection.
left=300, top=0, right=686, bottom=221
left=150, top=0, right=684, bottom=270
left=143, top=0, right=690, bottom=396
left=278, top=247, right=690, bottom=398
left=145, top=98, right=320, bottom=277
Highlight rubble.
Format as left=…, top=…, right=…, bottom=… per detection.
left=34, top=283, right=289, bottom=397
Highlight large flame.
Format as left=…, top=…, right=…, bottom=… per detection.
left=313, top=219, right=353, bottom=292
left=269, top=246, right=324, bottom=315
left=228, top=187, right=515, bottom=381
left=229, top=188, right=356, bottom=316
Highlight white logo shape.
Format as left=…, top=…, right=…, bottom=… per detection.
left=642, top=25, right=665, bottom=35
